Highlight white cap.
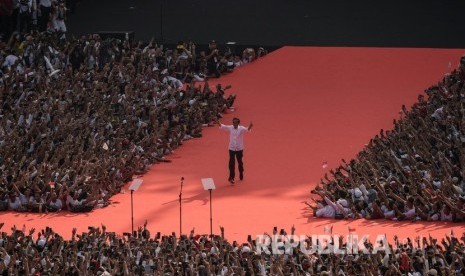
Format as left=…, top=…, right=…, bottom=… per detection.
left=337, top=199, right=348, bottom=208
left=353, top=188, right=363, bottom=198
left=37, top=238, right=46, bottom=247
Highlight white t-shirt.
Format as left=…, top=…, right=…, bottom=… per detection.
left=316, top=205, right=335, bottom=218
left=3, top=55, right=18, bottom=67
left=220, top=124, right=249, bottom=151
left=19, top=0, right=32, bottom=13
left=403, top=206, right=416, bottom=219
left=19, top=193, right=28, bottom=205
left=40, top=0, right=52, bottom=7
left=440, top=210, right=453, bottom=221
left=3, top=253, right=10, bottom=266
left=431, top=107, right=444, bottom=120
left=49, top=199, right=62, bottom=210
left=8, top=197, right=22, bottom=210
left=162, top=76, right=183, bottom=90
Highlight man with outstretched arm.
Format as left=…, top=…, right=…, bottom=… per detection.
left=217, top=118, right=253, bottom=184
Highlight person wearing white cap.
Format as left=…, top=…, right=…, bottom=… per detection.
left=312, top=189, right=350, bottom=218
left=161, top=69, right=183, bottom=91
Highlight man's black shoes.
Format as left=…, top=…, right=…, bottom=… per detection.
left=239, top=173, right=244, bottom=181
left=228, top=177, right=235, bottom=184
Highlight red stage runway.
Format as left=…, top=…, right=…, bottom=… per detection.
left=1, top=47, right=464, bottom=242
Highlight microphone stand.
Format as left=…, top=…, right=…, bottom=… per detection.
left=179, top=177, right=184, bottom=236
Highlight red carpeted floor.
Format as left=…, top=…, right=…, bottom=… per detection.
left=1, top=47, right=464, bottom=242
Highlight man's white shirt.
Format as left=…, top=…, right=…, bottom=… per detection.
left=220, top=124, right=249, bottom=151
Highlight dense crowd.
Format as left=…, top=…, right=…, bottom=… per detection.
left=1, top=223, right=464, bottom=275
left=0, top=29, right=269, bottom=213
left=4, top=4, right=465, bottom=275
left=0, top=0, right=70, bottom=42
left=310, top=56, right=465, bottom=223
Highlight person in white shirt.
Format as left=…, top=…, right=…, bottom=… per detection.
left=161, top=69, right=183, bottom=91
left=2, top=51, right=18, bottom=68
left=52, top=0, right=66, bottom=35
left=18, top=0, right=32, bottom=33
left=7, top=192, right=22, bottom=211
left=218, top=117, right=253, bottom=184
left=47, top=192, right=62, bottom=211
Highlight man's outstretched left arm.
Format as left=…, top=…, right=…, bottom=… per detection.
left=248, top=122, right=253, bottom=131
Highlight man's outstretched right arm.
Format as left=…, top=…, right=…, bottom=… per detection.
left=248, top=122, right=253, bottom=131
left=217, top=119, right=227, bottom=130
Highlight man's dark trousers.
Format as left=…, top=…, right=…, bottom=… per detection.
left=229, top=150, right=243, bottom=180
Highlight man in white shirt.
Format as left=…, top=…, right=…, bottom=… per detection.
left=7, top=191, right=22, bottom=210
left=218, top=117, right=253, bottom=183
left=161, top=69, right=183, bottom=91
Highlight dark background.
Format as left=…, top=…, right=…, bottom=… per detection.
left=67, top=0, right=465, bottom=49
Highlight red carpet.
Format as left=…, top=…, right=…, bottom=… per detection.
left=1, top=47, right=464, bottom=242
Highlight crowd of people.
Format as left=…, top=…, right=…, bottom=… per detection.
left=0, top=0, right=71, bottom=42
left=1, top=223, right=465, bottom=275
left=0, top=28, right=269, bottom=213
left=4, top=3, right=465, bottom=274
left=310, top=56, right=465, bottom=223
